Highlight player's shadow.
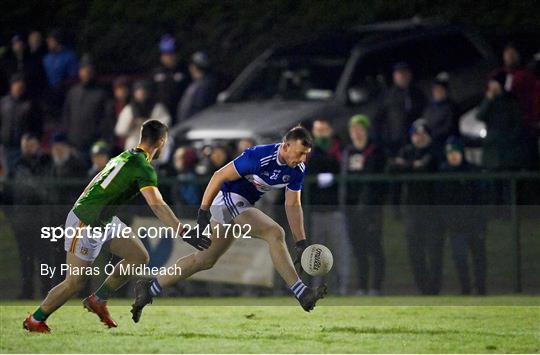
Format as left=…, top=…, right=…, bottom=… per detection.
left=321, top=326, right=514, bottom=338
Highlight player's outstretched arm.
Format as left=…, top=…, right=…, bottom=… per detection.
left=285, top=188, right=309, bottom=272
left=141, top=186, right=210, bottom=250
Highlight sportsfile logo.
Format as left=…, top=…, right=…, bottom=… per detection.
left=40, top=223, right=252, bottom=242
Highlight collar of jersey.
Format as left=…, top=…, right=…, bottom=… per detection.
left=276, top=144, right=287, bottom=166
left=135, top=145, right=151, bottom=161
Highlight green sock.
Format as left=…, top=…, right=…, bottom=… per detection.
left=94, top=283, right=115, bottom=301
left=32, top=307, right=49, bottom=322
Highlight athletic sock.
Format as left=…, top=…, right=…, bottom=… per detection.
left=95, top=282, right=115, bottom=301
left=149, top=278, right=162, bottom=297
left=32, top=307, right=49, bottom=322
left=290, top=279, right=307, bottom=299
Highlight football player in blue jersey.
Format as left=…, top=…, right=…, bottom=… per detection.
left=131, top=126, right=327, bottom=322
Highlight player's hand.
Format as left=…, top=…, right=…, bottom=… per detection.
left=293, top=239, right=308, bottom=274
left=181, top=224, right=212, bottom=250
left=181, top=209, right=212, bottom=250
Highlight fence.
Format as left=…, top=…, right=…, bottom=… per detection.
left=0, top=171, right=538, bottom=297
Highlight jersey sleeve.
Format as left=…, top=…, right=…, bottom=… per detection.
left=232, top=148, right=256, bottom=177
left=287, top=166, right=305, bottom=191
left=137, top=163, right=158, bottom=191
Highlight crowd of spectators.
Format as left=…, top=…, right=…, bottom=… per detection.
left=0, top=29, right=538, bottom=298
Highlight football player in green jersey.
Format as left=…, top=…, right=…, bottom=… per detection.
left=24, top=120, right=211, bottom=333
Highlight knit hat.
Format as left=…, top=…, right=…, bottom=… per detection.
left=433, top=72, right=450, bottom=89
left=91, top=140, right=110, bottom=156
left=445, top=136, right=464, bottom=153
left=409, top=118, right=431, bottom=136
left=159, top=34, right=176, bottom=54
left=51, top=132, right=68, bottom=145
left=393, top=62, right=410, bottom=71
left=349, top=114, right=371, bottom=129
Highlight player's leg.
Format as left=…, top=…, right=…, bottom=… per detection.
left=131, top=222, right=234, bottom=322
left=235, top=208, right=297, bottom=285
left=82, top=233, right=149, bottom=328
left=24, top=252, right=91, bottom=333
left=93, top=234, right=149, bottom=300
left=158, top=224, right=234, bottom=287
left=234, top=208, right=326, bottom=311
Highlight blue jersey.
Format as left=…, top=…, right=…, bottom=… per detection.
left=223, top=144, right=306, bottom=204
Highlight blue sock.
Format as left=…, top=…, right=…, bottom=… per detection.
left=149, top=278, right=162, bottom=296
left=290, top=279, right=307, bottom=299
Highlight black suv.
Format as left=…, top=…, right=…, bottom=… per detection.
left=174, top=18, right=496, bottom=143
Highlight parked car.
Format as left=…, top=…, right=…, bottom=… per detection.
left=173, top=18, right=496, bottom=146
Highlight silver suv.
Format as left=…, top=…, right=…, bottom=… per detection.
left=173, top=18, right=496, bottom=144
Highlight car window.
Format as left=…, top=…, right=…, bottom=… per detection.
left=349, top=32, right=484, bottom=89
left=228, top=55, right=347, bottom=102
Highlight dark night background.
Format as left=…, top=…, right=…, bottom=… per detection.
left=2, top=0, right=539, bottom=81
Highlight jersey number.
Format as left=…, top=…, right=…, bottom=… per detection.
left=100, top=161, right=126, bottom=189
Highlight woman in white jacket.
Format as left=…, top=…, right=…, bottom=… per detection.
left=115, top=80, right=172, bottom=162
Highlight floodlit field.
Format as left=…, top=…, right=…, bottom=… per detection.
left=1, top=296, right=538, bottom=353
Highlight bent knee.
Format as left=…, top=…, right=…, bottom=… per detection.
left=262, top=224, right=286, bottom=243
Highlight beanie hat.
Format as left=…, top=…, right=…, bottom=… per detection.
left=349, top=114, right=371, bottom=129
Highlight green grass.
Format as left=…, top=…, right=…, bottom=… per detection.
left=1, top=297, right=539, bottom=353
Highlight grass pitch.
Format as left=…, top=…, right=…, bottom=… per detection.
left=1, top=296, right=539, bottom=353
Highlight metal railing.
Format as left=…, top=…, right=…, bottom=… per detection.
left=1, top=171, right=539, bottom=293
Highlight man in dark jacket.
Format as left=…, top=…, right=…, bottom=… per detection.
left=423, top=73, right=458, bottom=154
left=151, top=34, right=189, bottom=125
left=176, top=52, right=217, bottom=122
left=476, top=72, right=525, bottom=171
left=62, top=55, right=113, bottom=154
left=9, top=133, right=52, bottom=298
left=308, top=119, right=349, bottom=293
left=49, top=132, right=88, bottom=287
left=388, top=119, right=442, bottom=295
left=0, top=74, right=42, bottom=167
left=375, top=62, right=426, bottom=157
left=438, top=136, right=487, bottom=295
left=342, top=114, right=387, bottom=295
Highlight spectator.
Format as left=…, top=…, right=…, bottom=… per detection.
left=110, top=76, right=130, bottom=152
left=28, top=31, right=47, bottom=58
left=62, top=55, right=113, bottom=155
left=437, top=136, right=487, bottom=295
left=208, top=145, right=229, bottom=173
left=9, top=133, right=52, bottom=298
left=50, top=133, right=87, bottom=178
left=476, top=72, right=525, bottom=171
left=236, top=138, right=256, bottom=158
left=492, top=44, right=539, bottom=169
left=151, top=34, right=189, bottom=125
left=88, top=140, right=110, bottom=177
left=42, top=29, right=78, bottom=119
left=0, top=73, right=42, bottom=164
left=172, top=146, right=201, bottom=206
left=49, top=132, right=88, bottom=289
left=375, top=62, right=426, bottom=157
left=342, top=114, right=387, bottom=295
left=423, top=72, right=458, bottom=153
left=308, top=119, right=349, bottom=294
left=43, top=29, right=78, bottom=89
left=115, top=80, right=171, bottom=152
left=388, top=119, right=442, bottom=295
left=176, top=51, right=217, bottom=122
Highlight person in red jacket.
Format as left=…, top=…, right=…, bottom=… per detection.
left=491, top=43, right=539, bottom=169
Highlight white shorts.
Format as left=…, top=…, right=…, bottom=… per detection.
left=210, top=191, right=253, bottom=224
left=64, top=210, right=128, bottom=262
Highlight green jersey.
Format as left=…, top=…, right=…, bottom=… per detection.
left=73, top=148, right=157, bottom=226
